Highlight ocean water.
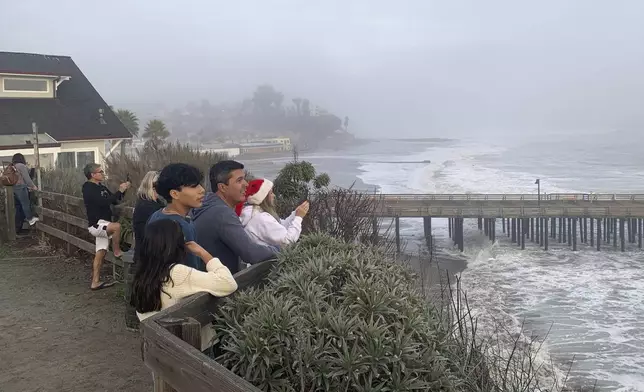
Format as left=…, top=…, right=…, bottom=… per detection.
left=249, top=132, right=644, bottom=391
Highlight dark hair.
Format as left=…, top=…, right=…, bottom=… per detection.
left=209, top=160, right=244, bottom=192
left=130, top=219, right=187, bottom=313
left=11, top=153, right=26, bottom=165
left=155, top=163, right=203, bottom=201
left=83, top=163, right=101, bottom=179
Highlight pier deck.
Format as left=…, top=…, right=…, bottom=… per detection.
left=376, top=193, right=644, bottom=218
left=370, top=193, right=644, bottom=253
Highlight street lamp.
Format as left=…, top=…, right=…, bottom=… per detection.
left=535, top=178, right=541, bottom=206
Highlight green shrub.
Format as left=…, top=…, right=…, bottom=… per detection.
left=212, top=234, right=481, bottom=391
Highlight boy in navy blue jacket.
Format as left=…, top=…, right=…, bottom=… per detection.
left=146, top=163, right=213, bottom=271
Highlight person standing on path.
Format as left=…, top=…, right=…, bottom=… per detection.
left=192, top=160, right=278, bottom=274
left=82, top=163, right=130, bottom=291
left=11, top=153, right=39, bottom=227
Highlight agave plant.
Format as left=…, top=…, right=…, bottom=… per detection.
left=212, top=234, right=481, bottom=391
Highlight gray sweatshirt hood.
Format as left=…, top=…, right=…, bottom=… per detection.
left=191, top=192, right=225, bottom=220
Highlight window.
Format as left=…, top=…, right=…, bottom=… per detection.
left=57, top=152, right=75, bottom=169
left=56, top=151, right=96, bottom=169
left=3, top=78, right=48, bottom=92
left=76, top=151, right=95, bottom=169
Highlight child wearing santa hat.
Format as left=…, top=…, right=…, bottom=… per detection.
left=236, top=178, right=309, bottom=247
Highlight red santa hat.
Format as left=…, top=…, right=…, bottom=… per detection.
left=235, top=178, right=274, bottom=216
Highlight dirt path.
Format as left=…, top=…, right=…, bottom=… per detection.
left=0, top=237, right=150, bottom=392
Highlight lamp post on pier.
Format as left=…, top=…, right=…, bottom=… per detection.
left=535, top=178, right=541, bottom=206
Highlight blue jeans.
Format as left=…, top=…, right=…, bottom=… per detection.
left=13, top=184, right=33, bottom=221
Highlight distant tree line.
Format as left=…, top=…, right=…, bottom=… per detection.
left=112, top=83, right=351, bottom=148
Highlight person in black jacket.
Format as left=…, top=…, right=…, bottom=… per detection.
left=132, top=171, right=164, bottom=263
left=82, top=163, right=130, bottom=290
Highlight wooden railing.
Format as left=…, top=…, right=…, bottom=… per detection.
left=143, top=261, right=274, bottom=392
left=34, top=190, right=134, bottom=267
left=6, top=188, right=644, bottom=244
left=1, top=186, right=134, bottom=271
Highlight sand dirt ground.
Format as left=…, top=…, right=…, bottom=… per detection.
left=0, top=236, right=150, bottom=392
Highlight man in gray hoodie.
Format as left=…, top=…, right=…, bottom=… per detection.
left=191, top=160, right=278, bottom=274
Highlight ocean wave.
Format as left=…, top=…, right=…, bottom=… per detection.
left=355, top=138, right=644, bottom=391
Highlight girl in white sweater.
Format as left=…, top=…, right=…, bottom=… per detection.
left=235, top=179, right=309, bottom=247
left=131, top=219, right=238, bottom=324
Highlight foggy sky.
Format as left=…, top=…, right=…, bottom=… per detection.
left=2, top=0, right=644, bottom=138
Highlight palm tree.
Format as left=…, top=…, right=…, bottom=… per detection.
left=115, top=109, right=140, bottom=137
left=142, top=119, right=170, bottom=147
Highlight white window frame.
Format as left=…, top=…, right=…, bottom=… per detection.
left=3, top=77, right=50, bottom=93
left=56, top=149, right=99, bottom=169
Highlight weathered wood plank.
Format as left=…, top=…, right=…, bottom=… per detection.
left=37, top=190, right=84, bottom=207
left=179, top=318, right=202, bottom=351
left=35, top=190, right=134, bottom=219
left=141, top=260, right=276, bottom=391
left=35, top=222, right=123, bottom=267
left=146, top=260, right=276, bottom=327
left=3, top=186, right=16, bottom=241
left=143, top=320, right=261, bottom=392
left=34, top=206, right=89, bottom=229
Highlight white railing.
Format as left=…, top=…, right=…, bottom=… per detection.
left=376, top=193, right=644, bottom=202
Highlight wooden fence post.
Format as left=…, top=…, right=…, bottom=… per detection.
left=4, top=186, right=16, bottom=242
left=123, top=253, right=140, bottom=331
left=64, top=202, right=71, bottom=254
left=153, top=317, right=202, bottom=392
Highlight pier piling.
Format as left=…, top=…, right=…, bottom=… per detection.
left=423, top=217, right=432, bottom=251
left=395, top=216, right=401, bottom=253
left=597, top=218, right=601, bottom=251
left=572, top=218, right=578, bottom=251
left=620, top=218, right=625, bottom=252
left=613, top=219, right=617, bottom=249
left=544, top=217, right=549, bottom=250
left=511, top=219, right=516, bottom=243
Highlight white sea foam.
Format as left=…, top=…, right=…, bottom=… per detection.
left=356, top=139, right=644, bottom=391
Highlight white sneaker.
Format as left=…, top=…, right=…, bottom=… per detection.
left=28, top=217, right=39, bottom=226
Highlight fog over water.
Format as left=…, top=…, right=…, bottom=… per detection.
left=2, top=1, right=644, bottom=138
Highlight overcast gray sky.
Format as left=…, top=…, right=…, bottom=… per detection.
left=2, top=0, right=644, bottom=137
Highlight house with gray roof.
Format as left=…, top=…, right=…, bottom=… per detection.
left=0, top=51, right=132, bottom=168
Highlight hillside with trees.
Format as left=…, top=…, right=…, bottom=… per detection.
left=156, top=85, right=355, bottom=150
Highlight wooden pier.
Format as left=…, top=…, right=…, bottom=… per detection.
left=375, top=193, right=644, bottom=253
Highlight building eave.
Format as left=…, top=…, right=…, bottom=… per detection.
left=0, top=142, right=61, bottom=150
